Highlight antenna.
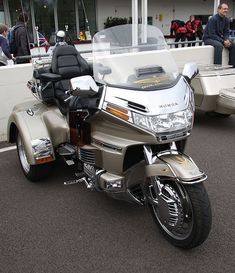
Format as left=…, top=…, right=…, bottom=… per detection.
left=81, top=0, right=91, bottom=40
left=35, top=26, right=41, bottom=60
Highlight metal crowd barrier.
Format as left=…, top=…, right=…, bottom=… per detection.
left=167, top=40, right=203, bottom=48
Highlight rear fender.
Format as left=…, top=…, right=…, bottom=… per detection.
left=8, top=101, right=69, bottom=165
left=145, top=152, right=207, bottom=184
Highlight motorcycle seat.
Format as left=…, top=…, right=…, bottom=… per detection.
left=51, top=45, right=92, bottom=100
left=36, top=45, right=94, bottom=114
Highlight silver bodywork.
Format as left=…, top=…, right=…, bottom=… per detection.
left=8, top=24, right=205, bottom=188
left=8, top=100, right=69, bottom=164
left=192, top=65, right=235, bottom=115
left=103, top=77, right=191, bottom=116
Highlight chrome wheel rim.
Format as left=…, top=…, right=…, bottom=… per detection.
left=17, top=133, right=30, bottom=173
left=149, top=180, right=193, bottom=240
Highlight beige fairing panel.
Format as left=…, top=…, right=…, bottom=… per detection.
left=8, top=100, right=69, bottom=164
left=90, top=112, right=158, bottom=173
left=194, top=72, right=235, bottom=113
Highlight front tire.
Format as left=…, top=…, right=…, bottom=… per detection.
left=147, top=179, right=212, bottom=249
left=16, top=130, right=52, bottom=182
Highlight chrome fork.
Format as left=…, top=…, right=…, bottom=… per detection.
left=143, top=145, right=163, bottom=198
left=143, top=144, right=181, bottom=207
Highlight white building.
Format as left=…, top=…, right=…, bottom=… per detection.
left=0, top=0, right=234, bottom=41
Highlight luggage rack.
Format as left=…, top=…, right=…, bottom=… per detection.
left=198, top=64, right=233, bottom=71
left=197, top=64, right=235, bottom=77
left=32, top=57, right=52, bottom=69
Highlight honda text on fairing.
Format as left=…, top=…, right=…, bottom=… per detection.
left=7, top=24, right=212, bottom=249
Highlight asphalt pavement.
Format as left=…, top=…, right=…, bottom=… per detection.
left=0, top=111, right=235, bottom=273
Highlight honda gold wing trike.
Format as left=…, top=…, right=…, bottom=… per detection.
left=7, top=24, right=212, bottom=249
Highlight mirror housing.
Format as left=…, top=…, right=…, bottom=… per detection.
left=96, top=64, right=112, bottom=76
left=182, top=62, right=198, bottom=83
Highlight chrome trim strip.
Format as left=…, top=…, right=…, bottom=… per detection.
left=98, top=85, right=107, bottom=110
left=91, top=138, right=123, bottom=152
left=156, top=131, right=191, bottom=143
left=178, top=174, right=207, bottom=184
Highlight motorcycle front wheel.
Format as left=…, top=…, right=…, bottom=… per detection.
left=16, top=130, right=52, bottom=182
left=147, top=179, right=212, bottom=249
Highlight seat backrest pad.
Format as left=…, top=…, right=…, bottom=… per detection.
left=51, top=45, right=91, bottom=79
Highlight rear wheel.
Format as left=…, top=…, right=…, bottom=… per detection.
left=147, top=179, right=212, bottom=249
left=16, top=130, right=52, bottom=182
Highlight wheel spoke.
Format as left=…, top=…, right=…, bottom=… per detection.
left=148, top=179, right=193, bottom=240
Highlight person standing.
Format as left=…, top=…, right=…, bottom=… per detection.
left=47, top=30, right=68, bottom=56
left=194, top=17, right=203, bottom=45
left=13, top=12, right=31, bottom=64
left=55, top=30, right=67, bottom=47
left=203, top=3, right=235, bottom=67
left=186, top=15, right=196, bottom=47
left=170, top=20, right=187, bottom=48
left=0, top=24, right=14, bottom=66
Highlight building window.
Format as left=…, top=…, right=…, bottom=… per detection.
left=8, top=0, right=33, bottom=42
left=6, top=0, right=97, bottom=45
left=33, top=0, right=55, bottom=44
left=0, top=0, right=4, bottom=24
left=8, top=0, right=30, bottom=25
left=57, top=0, right=76, bottom=40
left=78, top=0, right=96, bottom=36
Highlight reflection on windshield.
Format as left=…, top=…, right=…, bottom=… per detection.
left=93, top=24, right=179, bottom=90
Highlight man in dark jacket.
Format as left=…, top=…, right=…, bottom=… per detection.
left=14, top=12, right=31, bottom=64
left=203, top=3, right=235, bottom=66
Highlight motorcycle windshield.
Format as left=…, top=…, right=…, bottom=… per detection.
left=92, top=24, right=179, bottom=90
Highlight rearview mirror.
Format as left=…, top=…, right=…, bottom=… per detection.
left=70, top=75, right=99, bottom=97
left=97, top=64, right=112, bottom=76
left=182, top=62, right=198, bottom=83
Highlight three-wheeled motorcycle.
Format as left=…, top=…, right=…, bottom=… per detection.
left=7, top=24, right=212, bottom=249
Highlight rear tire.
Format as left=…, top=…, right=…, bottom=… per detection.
left=16, top=130, right=52, bottom=182
left=148, top=180, right=212, bottom=249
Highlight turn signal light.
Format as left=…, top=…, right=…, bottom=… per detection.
left=36, top=155, right=54, bottom=164
left=106, top=103, right=129, bottom=121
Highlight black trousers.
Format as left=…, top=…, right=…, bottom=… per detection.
left=187, top=35, right=196, bottom=47
left=197, top=33, right=203, bottom=46
left=175, top=33, right=186, bottom=48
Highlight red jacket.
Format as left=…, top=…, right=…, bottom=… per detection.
left=186, top=20, right=196, bottom=37
left=194, top=19, right=203, bottom=34
left=170, top=20, right=187, bottom=35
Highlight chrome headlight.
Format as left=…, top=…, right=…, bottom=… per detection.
left=132, top=104, right=194, bottom=133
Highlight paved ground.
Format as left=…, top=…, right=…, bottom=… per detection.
left=0, top=111, right=235, bottom=273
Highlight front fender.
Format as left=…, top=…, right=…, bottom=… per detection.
left=7, top=100, right=69, bottom=165
left=145, top=152, right=207, bottom=184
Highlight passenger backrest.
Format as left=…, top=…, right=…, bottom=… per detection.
left=51, top=45, right=91, bottom=79
left=50, top=45, right=92, bottom=102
